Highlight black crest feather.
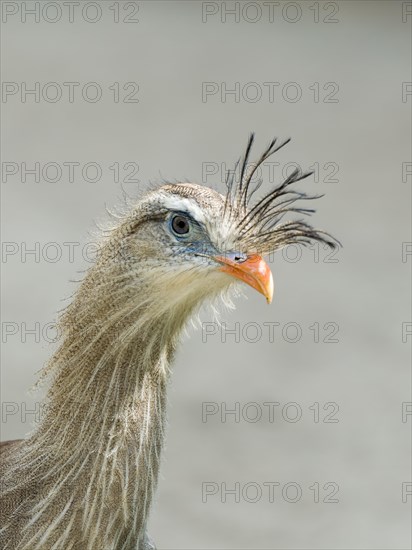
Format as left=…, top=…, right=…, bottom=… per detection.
left=224, top=133, right=339, bottom=254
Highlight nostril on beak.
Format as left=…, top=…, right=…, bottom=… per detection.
left=226, top=251, right=247, bottom=263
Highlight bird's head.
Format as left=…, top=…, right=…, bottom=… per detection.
left=97, top=135, right=337, bottom=322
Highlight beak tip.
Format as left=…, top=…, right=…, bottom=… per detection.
left=265, top=271, right=274, bottom=305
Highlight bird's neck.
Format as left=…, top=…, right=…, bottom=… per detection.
left=15, top=266, right=189, bottom=549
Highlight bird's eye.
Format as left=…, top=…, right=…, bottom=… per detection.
left=171, top=215, right=190, bottom=236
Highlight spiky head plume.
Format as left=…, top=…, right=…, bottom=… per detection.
left=224, top=133, right=338, bottom=255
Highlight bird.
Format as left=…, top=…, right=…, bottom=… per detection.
left=0, top=134, right=336, bottom=549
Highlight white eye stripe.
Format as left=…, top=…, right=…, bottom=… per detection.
left=159, top=195, right=207, bottom=225
left=153, top=191, right=235, bottom=250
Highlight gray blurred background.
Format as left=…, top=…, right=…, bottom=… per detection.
left=1, top=1, right=411, bottom=548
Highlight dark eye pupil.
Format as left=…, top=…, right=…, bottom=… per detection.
left=172, top=215, right=189, bottom=235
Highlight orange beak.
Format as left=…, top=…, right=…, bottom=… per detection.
left=215, top=254, right=274, bottom=304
